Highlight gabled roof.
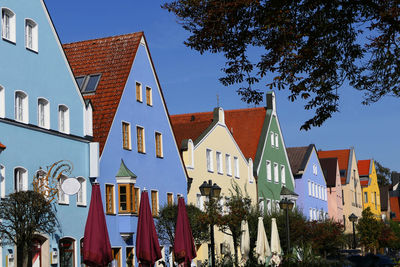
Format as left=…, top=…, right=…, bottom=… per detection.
left=171, top=107, right=266, bottom=160
left=318, top=149, right=350, bottom=184
left=358, top=159, right=371, bottom=187
left=63, top=32, right=143, bottom=154
left=319, top=158, right=338, bottom=188
left=0, top=141, right=5, bottom=150
left=380, top=185, right=390, bottom=211
left=286, top=145, right=314, bottom=176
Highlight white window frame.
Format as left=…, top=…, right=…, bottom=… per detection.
left=37, top=98, right=50, bottom=129
left=15, top=91, right=28, bottom=123
left=234, top=156, right=239, bottom=178
left=312, top=182, right=315, bottom=197
left=58, top=175, right=69, bottom=204
left=274, top=133, right=279, bottom=148
left=25, top=18, right=38, bottom=52
left=273, top=162, right=278, bottom=183
left=206, top=149, right=213, bottom=172
left=313, top=164, right=318, bottom=175
left=309, top=208, right=313, bottom=221
left=308, top=180, right=311, bottom=196
left=0, top=165, right=5, bottom=198
left=0, top=85, right=4, bottom=118
left=225, top=154, right=232, bottom=176
left=2, top=8, right=16, bottom=43
left=14, top=167, right=28, bottom=192
left=258, top=197, right=265, bottom=215
left=266, top=160, right=271, bottom=181
left=280, top=165, right=286, bottom=184
left=58, top=105, right=70, bottom=134
left=76, top=177, right=86, bottom=206
left=270, top=132, right=275, bottom=147
left=318, top=185, right=321, bottom=199
left=266, top=199, right=272, bottom=214
left=216, top=151, right=223, bottom=174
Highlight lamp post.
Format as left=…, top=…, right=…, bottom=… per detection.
left=199, top=180, right=221, bottom=267
left=348, top=213, right=358, bottom=249
left=279, top=198, right=294, bottom=256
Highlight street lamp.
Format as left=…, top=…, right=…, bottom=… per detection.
left=348, top=213, right=358, bottom=249
left=199, top=180, right=221, bottom=267
left=279, top=198, right=294, bottom=256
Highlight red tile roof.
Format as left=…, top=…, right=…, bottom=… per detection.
left=63, top=32, right=143, bottom=155
left=170, top=107, right=266, bottom=160
left=318, top=149, right=350, bottom=185
left=390, top=196, right=400, bottom=222
left=358, top=160, right=371, bottom=176
left=0, top=142, right=5, bottom=149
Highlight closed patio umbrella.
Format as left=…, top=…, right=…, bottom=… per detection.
left=270, top=218, right=282, bottom=266
left=83, top=183, right=113, bottom=266
left=255, top=217, right=271, bottom=264
left=136, top=191, right=162, bottom=267
left=240, top=220, right=250, bottom=263
left=174, top=197, right=196, bottom=266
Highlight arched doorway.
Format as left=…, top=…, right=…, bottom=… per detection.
left=59, top=237, right=75, bottom=267
left=31, top=235, right=49, bottom=267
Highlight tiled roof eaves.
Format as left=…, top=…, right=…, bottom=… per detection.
left=192, top=119, right=217, bottom=147
left=300, top=144, right=315, bottom=174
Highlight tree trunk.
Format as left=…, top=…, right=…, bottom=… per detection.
left=232, top=233, right=239, bottom=267
left=17, top=243, right=30, bottom=267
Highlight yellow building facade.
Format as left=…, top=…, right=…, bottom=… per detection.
left=358, top=159, right=381, bottom=218
left=171, top=107, right=257, bottom=264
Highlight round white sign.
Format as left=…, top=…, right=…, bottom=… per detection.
left=61, top=178, right=81, bottom=195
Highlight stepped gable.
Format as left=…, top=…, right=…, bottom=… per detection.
left=63, top=32, right=143, bottom=154
left=171, top=107, right=266, bottom=160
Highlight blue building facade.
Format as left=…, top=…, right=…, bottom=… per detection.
left=287, top=145, right=328, bottom=221
left=0, top=0, right=98, bottom=266
left=64, top=33, right=188, bottom=266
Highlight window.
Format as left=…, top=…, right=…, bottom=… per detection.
left=206, top=149, right=213, bottom=172
left=58, top=105, right=70, bottom=134
left=266, top=160, right=271, bottom=181
left=167, top=193, right=173, bottom=206
left=364, top=192, right=368, bottom=203
left=270, top=132, right=275, bottom=147
left=318, top=185, right=321, bottom=199
left=281, top=165, right=286, bottom=184
left=76, top=177, right=86, bottom=205
left=37, top=98, right=49, bottom=128
left=273, top=163, right=278, bottom=183
left=122, top=122, right=131, bottom=150
left=25, top=19, right=38, bottom=51
left=106, top=184, right=115, bottom=214
left=266, top=199, right=272, bottom=214
left=126, top=247, right=135, bottom=267
left=118, top=184, right=139, bottom=214
left=216, top=152, right=223, bottom=174
left=14, top=167, right=27, bottom=192
left=313, top=209, right=317, bottom=221
left=151, top=190, right=158, bottom=217
left=313, top=164, right=318, bottom=175
left=59, top=238, right=75, bottom=267
left=234, top=157, right=239, bottom=178
left=312, top=182, right=315, bottom=197
left=225, top=154, right=231, bottom=176
left=155, top=132, right=163, bottom=157
left=274, top=133, right=279, bottom=148
left=15, top=91, right=28, bottom=123
left=258, top=198, right=264, bottom=215
left=110, top=248, right=121, bottom=267
left=0, top=86, right=4, bottom=118
left=374, top=192, right=377, bottom=210
left=309, top=208, right=313, bottom=221
left=308, top=180, right=311, bottom=196
left=2, top=8, right=15, bottom=43
left=0, top=165, right=4, bottom=198
left=146, top=86, right=152, bottom=106
left=136, top=82, right=142, bottom=102
left=342, top=190, right=345, bottom=205
left=78, top=74, right=101, bottom=93
left=58, top=175, right=69, bottom=204
left=136, top=126, right=145, bottom=153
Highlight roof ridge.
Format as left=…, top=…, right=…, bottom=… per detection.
left=171, top=106, right=266, bottom=117
left=63, top=31, right=143, bottom=46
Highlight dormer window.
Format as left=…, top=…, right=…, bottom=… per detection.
left=75, top=74, right=101, bottom=94
left=15, top=91, right=28, bottom=123
left=25, top=19, right=38, bottom=52
left=2, top=8, right=16, bottom=43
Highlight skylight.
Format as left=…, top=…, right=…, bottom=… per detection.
left=75, top=74, right=101, bottom=93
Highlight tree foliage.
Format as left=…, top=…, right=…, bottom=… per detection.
left=356, top=207, right=383, bottom=252
left=156, top=203, right=209, bottom=247
left=375, top=161, right=392, bottom=186
left=163, top=0, right=400, bottom=130
left=0, top=191, right=58, bottom=267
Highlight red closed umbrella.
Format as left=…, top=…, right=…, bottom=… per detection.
left=174, top=197, right=196, bottom=267
left=83, top=183, right=113, bottom=266
left=136, top=191, right=162, bottom=267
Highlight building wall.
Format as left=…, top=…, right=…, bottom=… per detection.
left=99, top=43, right=187, bottom=266
left=361, top=161, right=381, bottom=218
left=0, top=0, right=92, bottom=265
left=327, top=161, right=344, bottom=223
left=342, top=149, right=363, bottom=233
left=295, top=149, right=328, bottom=220
left=183, top=108, right=257, bottom=264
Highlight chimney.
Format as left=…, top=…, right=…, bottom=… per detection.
left=266, top=91, right=276, bottom=112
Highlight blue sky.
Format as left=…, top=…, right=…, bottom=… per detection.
left=44, top=1, right=399, bottom=173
